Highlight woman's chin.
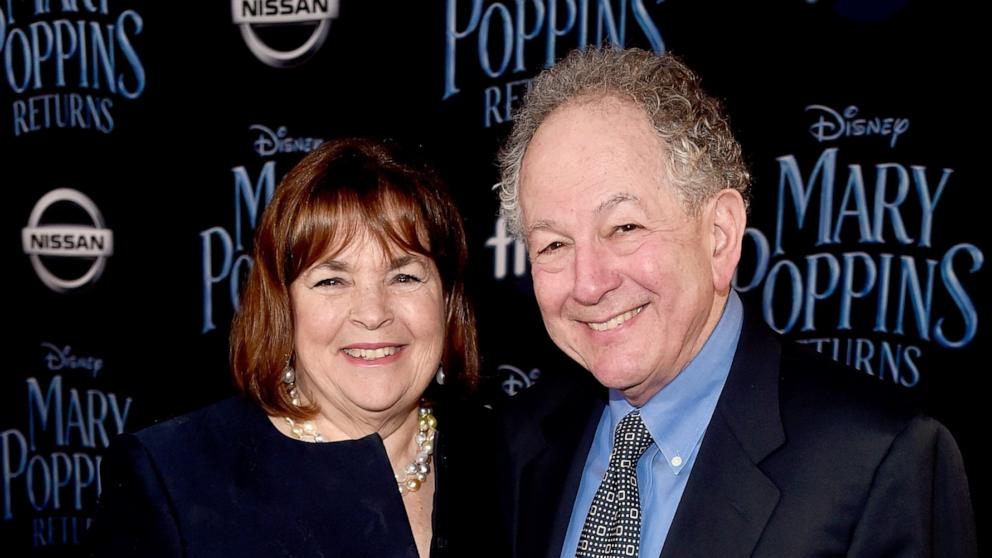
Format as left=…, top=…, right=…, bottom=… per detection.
left=339, top=393, right=422, bottom=417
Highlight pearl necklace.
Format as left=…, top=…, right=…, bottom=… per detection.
left=283, top=405, right=437, bottom=495
left=397, top=407, right=438, bottom=494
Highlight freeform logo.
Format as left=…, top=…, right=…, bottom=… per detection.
left=250, top=124, right=325, bottom=156
left=232, top=0, right=339, bottom=67
left=22, top=188, right=114, bottom=293
left=498, top=364, right=541, bottom=397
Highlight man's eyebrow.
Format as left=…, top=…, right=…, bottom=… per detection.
left=527, top=220, right=556, bottom=234
left=526, top=193, right=641, bottom=235
left=595, top=193, right=640, bottom=214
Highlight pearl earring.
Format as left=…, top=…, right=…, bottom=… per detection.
left=283, top=362, right=301, bottom=406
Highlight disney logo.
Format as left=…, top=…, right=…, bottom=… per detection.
left=805, top=104, right=910, bottom=148
left=250, top=125, right=324, bottom=157
left=499, top=364, right=541, bottom=397
left=41, top=342, right=104, bottom=378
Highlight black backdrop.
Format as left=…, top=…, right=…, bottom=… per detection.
left=2, top=1, right=985, bottom=554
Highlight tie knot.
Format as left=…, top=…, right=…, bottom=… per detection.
left=610, top=411, right=653, bottom=468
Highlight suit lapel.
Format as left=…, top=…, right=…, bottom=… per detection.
left=514, top=375, right=605, bottom=558
left=660, top=308, right=786, bottom=558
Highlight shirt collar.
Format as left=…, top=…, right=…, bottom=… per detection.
left=607, top=291, right=743, bottom=473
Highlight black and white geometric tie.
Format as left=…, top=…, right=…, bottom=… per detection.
left=575, top=410, right=654, bottom=558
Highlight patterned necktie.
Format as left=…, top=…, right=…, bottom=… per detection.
left=576, top=410, right=654, bottom=558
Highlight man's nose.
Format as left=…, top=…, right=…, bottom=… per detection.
left=570, top=242, right=621, bottom=305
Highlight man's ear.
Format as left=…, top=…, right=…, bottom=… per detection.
left=708, top=189, right=747, bottom=292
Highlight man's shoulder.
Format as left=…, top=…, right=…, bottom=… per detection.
left=500, top=363, right=602, bottom=415
left=775, top=340, right=921, bottom=433
left=739, top=335, right=950, bottom=483
left=732, top=301, right=923, bottom=437
left=492, top=361, right=604, bottom=452
left=722, top=304, right=943, bottom=476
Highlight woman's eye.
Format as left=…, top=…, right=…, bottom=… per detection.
left=615, top=223, right=640, bottom=234
left=393, top=273, right=423, bottom=284
left=313, top=277, right=343, bottom=288
left=538, top=241, right=565, bottom=255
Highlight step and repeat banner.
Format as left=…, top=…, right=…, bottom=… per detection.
left=2, top=1, right=984, bottom=554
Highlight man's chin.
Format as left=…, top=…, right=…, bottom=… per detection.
left=590, top=369, right=667, bottom=406
left=589, top=368, right=639, bottom=392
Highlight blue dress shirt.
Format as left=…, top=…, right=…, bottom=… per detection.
left=560, top=292, right=743, bottom=558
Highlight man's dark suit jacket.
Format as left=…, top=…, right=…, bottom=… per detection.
left=497, top=307, right=977, bottom=557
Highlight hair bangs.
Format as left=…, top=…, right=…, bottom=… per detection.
left=284, top=174, right=433, bottom=283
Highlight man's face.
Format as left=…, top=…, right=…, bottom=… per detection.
left=519, top=96, right=726, bottom=405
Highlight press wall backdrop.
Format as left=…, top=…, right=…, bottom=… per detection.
left=2, top=1, right=985, bottom=554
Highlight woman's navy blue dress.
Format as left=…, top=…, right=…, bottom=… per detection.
left=85, top=396, right=506, bottom=557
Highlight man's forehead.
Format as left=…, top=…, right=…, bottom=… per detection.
left=524, top=103, right=664, bottom=176
left=552, top=92, right=647, bottom=120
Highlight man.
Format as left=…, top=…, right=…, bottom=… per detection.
left=495, top=47, right=976, bottom=558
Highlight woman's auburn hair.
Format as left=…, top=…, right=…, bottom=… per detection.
left=230, top=138, right=479, bottom=420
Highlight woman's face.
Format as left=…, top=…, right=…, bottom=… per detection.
left=290, top=232, right=445, bottom=421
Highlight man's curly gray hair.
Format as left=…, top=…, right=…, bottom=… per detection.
left=498, top=47, right=751, bottom=239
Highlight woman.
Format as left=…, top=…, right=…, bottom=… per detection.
left=87, top=138, right=504, bottom=557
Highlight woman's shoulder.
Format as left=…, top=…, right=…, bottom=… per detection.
left=117, top=396, right=267, bottom=467
left=135, top=396, right=258, bottom=440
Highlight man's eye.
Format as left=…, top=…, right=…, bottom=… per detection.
left=615, top=223, right=640, bottom=234
left=538, top=241, right=565, bottom=255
